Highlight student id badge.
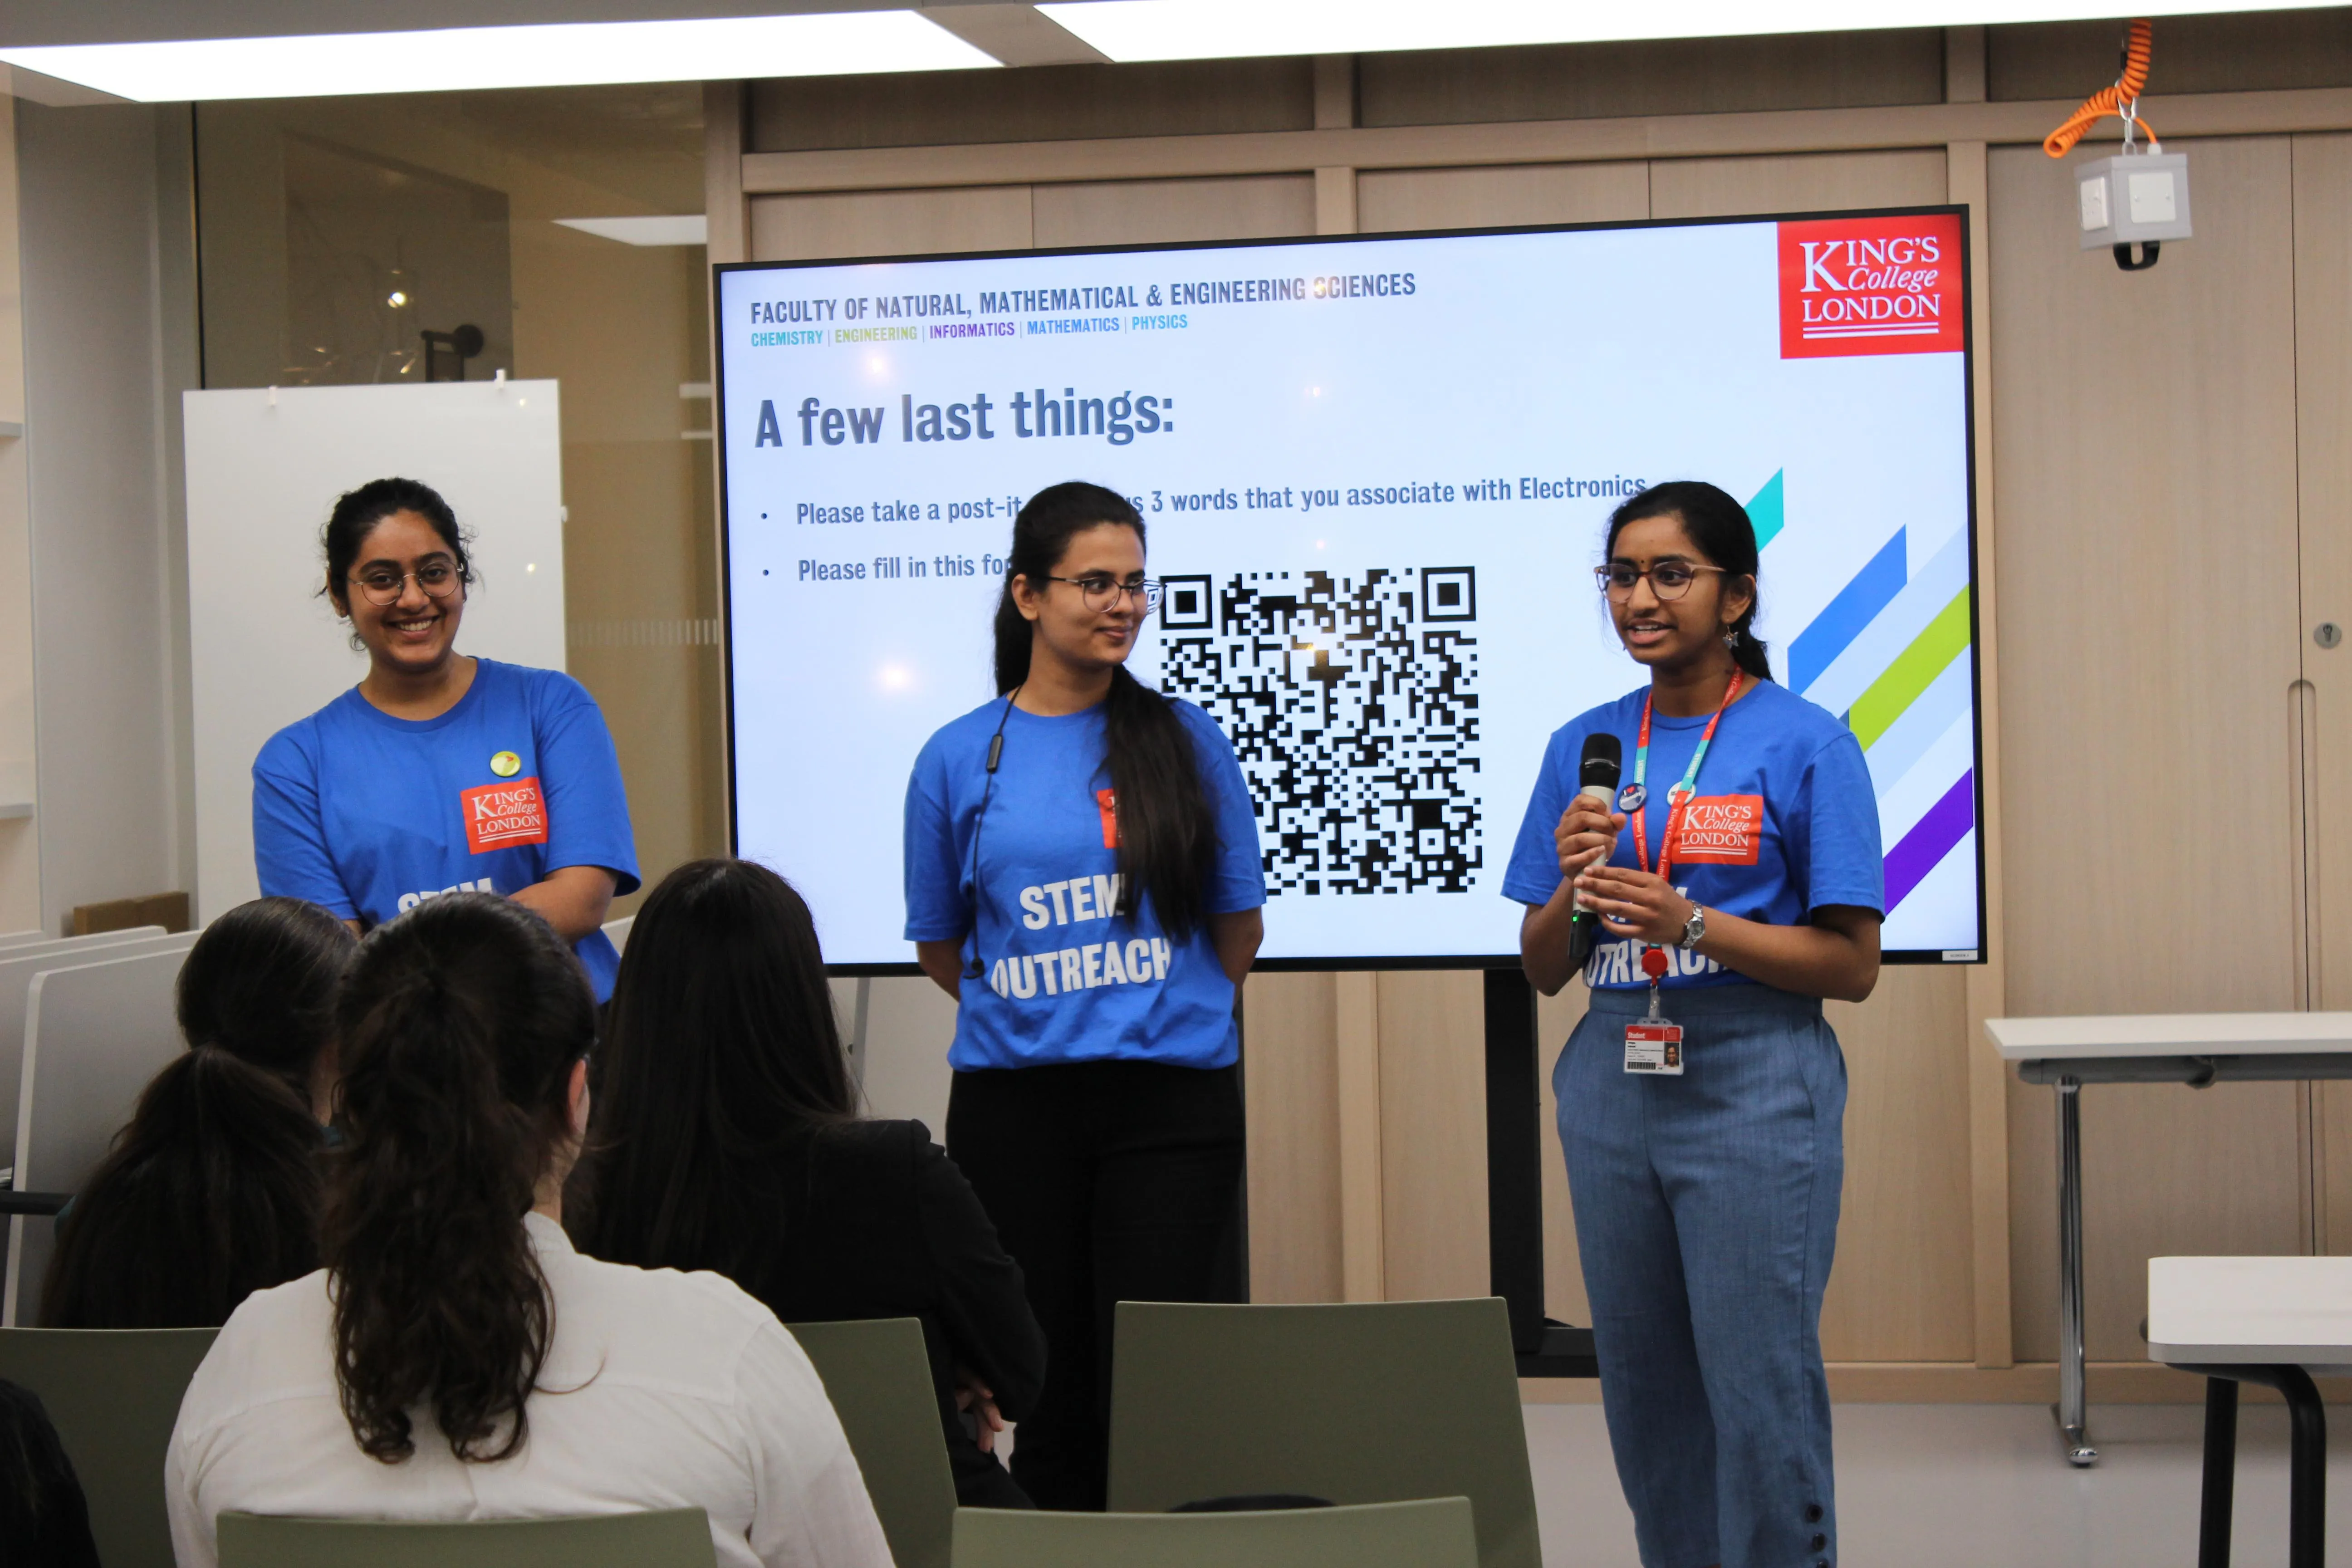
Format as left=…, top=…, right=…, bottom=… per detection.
left=1625, top=948, right=1683, bottom=1074
left=1624, top=1019, right=1685, bottom=1075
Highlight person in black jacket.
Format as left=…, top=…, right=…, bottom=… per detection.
left=571, top=857, right=1046, bottom=1509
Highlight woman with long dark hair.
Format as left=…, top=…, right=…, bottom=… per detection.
left=574, top=857, right=1046, bottom=1508
left=41, top=897, right=352, bottom=1328
left=165, top=895, right=889, bottom=1568
left=1507, top=481, right=1883, bottom=1568
left=902, top=481, right=1266, bottom=1509
left=251, top=476, right=639, bottom=1000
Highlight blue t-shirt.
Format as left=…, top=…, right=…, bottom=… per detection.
left=903, top=696, right=1267, bottom=1071
left=1503, top=679, right=1883, bottom=990
left=253, top=658, right=642, bottom=1000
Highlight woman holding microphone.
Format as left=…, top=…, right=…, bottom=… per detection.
left=1507, top=481, right=1882, bottom=1568
left=254, top=478, right=639, bottom=1000
left=903, top=481, right=1265, bottom=1511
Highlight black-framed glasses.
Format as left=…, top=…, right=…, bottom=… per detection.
left=349, top=562, right=464, bottom=607
left=1594, top=561, right=1726, bottom=602
left=1043, top=574, right=1163, bottom=613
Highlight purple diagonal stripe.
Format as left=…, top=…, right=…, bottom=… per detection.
left=1883, top=770, right=1973, bottom=912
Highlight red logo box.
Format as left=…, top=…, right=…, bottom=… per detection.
left=1674, top=794, right=1764, bottom=865
left=1779, top=214, right=1963, bottom=359
left=462, top=777, right=549, bottom=854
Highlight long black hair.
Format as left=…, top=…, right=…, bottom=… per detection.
left=322, top=894, right=594, bottom=1465
left=40, top=898, right=353, bottom=1329
left=992, top=481, right=1217, bottom=937
left=1603, top=480, right=1773, bottom=683
left=572, top=858, right=856, bottom=1278
left=320, top=476, right=475, bottom=614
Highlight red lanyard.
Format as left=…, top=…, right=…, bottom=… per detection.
left=1631, top=670, right=1744, bottom=888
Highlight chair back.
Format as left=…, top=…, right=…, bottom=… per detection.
left=216, top=1507, right=715, bottom=1568
left=952, top=1496, right=1480, bottom=1568
left=1107, top=1298, right=1539, bottom=1568
left=788, top=1316, right=957, bottom=1568
left=0, top=1326, right=219, bottom=1568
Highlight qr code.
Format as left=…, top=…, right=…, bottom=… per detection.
left=1157, top=567, right=1480, bottom=894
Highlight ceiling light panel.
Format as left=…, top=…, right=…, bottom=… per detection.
left=0, top=12, right=997, bottom=102
left=1039, top=0, right=2349, bottom=59
left=556, top=216, right=710, bottom=246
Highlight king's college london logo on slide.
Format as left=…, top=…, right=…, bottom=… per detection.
left=1778, top=213, right=1964, bottom=359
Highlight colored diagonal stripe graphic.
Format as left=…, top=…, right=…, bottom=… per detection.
left=1748, top=470, right=1785, bottom=549
left=1847, top=585, right=1970, bottom=750
left=1789, top=528, right=1906, bottom=695
left=1885, top=770, right=1974, bottom=911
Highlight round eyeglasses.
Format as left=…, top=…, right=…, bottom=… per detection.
left=349, top=562, right=464, bottom=607
left=1043, top=574, right=1164, bottom=613
left=1594, top=561, right=1727, bottom=602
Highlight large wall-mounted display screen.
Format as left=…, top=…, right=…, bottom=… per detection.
left=716, top=209, right=1983, bottom=969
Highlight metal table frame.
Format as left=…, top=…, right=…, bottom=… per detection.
left=2014, top=1052, right=2352, bottom=1466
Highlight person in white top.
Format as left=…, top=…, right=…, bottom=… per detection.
left=166, top=893, right=893, bottom=1568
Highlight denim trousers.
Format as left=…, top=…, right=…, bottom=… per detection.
left=1556, top=983, right=1845, bottom=1568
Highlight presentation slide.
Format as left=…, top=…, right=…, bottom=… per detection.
left=716, top=210, right=1982, bottom=969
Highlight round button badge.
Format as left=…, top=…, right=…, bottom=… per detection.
left=1617, top=783, right=1647, bottom=813
left=490, top=750, right=521, bottom=778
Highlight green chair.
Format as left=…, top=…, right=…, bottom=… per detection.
left=0, top=1325, right=219, bottom=1568
left=217, top=1508, right=714, bottom=1568
left=788, top=1316, right=958, bottom=1568
left=1106, top=1298, right=1540, bottom=1568
left=952, top=1496, right=1480, bottom=1568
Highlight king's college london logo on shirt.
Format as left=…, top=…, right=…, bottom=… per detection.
left=462, top=778, right=550, bottom=853
left=1672, top=794, right=1763, bottom=865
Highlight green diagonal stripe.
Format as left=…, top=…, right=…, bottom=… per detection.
left=1848, top=586, right=1971, bottom=750
left=1748, top=469, right=1785, bottom=550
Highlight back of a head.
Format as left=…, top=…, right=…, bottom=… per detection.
left=178, top=897, right=356, bottom=1097
left=578, top=858, right=854, bottom=1278
left=40, top=899, right=352, bottom=1329
left=323, top=893, right=596, bottom=1465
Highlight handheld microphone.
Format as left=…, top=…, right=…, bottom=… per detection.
left=1565, top=733, right=1622, bottom=974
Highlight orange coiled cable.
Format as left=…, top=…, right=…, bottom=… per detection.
left=2045, top=18, right=2155, bottom=157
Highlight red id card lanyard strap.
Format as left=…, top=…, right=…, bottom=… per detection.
left=1627, top=669, right=1744, bottom=1015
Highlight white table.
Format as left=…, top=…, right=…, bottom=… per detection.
left=1985, top=1013, right=2352, bottom=1466
left=2148, top=1255, right=2352, bottom=1568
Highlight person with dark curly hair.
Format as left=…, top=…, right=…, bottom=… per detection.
left=165, top=895, right=889, bottom=1568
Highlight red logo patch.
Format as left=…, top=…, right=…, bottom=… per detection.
left=1673, top=794, right=1763, bottom=865
left=1778, top=213, right=1964, bottom=359
left=461, top=777, right=549, bottom=854
left=1096, top=788, right=1120, bottom=849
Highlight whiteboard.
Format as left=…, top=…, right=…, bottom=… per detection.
left=184, top=382, right=567, bottom=924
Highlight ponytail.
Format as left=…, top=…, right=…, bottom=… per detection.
left=41, top=1046, right=321, bottom=1328
left=994, top=483, right=1218, bottom=937
left=1604, top=480, right=1774, bottom=684
left=323, top=894, right=593, bottom=1465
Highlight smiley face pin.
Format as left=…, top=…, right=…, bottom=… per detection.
left=490, top=750, right=522, bottom=778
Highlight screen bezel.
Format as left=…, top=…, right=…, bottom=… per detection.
left=712, top=203, right=1985, bottom=975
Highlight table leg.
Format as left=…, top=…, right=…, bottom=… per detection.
left=2276, top=1365, right=2326, bottom=1568
left=2199, top=1376, right=2237, bottom=1568
left=2055, top=1076, right=2097, bottom=1465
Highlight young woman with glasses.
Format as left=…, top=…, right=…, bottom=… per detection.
left=1505, top=480, right=1884, bottom=1568
left=251, top=478, right=639, bottom=1000
left=902, top=481, right=1266, bottom=1510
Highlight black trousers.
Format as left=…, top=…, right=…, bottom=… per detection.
left=947, top=1059, right=1245, bottom=1512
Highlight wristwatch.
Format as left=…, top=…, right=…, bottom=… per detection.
left=1677, top=904, right=1707, bottom=951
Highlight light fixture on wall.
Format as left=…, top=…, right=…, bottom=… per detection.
left=2045, top=18, right=2192, bottom=271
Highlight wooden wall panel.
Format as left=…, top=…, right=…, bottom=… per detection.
left=1376, top=970, right=1490, bottom=1300
left=1988, top=12, right=2352, bottom=103
left=1648, top=147, right=1948, bottom=219
left=1989, top=137, right=2307, bottom=1361
left=2293, top=132, right=2352, bottom=1251
left=1355, top=161, right=1649, bottom=233
left=1535, top=981, right=1591, bottom=1325
left=1243, top=972, right=1345, bottom=1303
left=748, top=185, right=1033, bottom=262
left=1031, top=175, right=1314, bottom=250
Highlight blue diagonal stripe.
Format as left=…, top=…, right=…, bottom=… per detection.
left=1789, top=528, right=1906, bottom=696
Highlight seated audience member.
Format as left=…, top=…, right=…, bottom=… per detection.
left=573, top=858, right=1046, bottom=1509
left=41, top=897, right=353, bottom=1328
left=166, top=895, right=891, bottom=1568
left=0, top=1379, right=99, bottom=1568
